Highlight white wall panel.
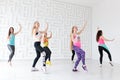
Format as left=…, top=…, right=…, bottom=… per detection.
left=0, top=0, right=92, bottom=60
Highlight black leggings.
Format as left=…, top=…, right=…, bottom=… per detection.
left=32, top=42, right=46, bottom=67
left=7, top=44, right=15, bottom=62
left=44, top=46, right=51, bottom=61
left=98, top=46, right=112, bottom=64
left=71, top=50, right=75, bottom=61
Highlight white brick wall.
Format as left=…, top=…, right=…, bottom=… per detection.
left=0, top=0, right=92, bottom=60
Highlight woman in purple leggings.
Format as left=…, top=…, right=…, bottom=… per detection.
left=71, top=22, right=87, bottom=72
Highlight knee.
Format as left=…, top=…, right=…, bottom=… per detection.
left=11, top=52, right=15, bottom=55
left=78, top=57, right=81, bottom=61
left=100, top=55, right=103, bottom=58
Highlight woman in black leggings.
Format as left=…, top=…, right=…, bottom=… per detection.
left=31, top=21, right=48, bottom=72
left=96, top=28, right=114, bottom=67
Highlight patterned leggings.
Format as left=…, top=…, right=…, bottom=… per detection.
left=73, top=46, right=86, bottom=69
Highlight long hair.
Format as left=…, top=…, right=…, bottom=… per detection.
left=71, top=26, right=75, bottom=33
left=96, top=30, right=102, bottom=42
left=70, top=26, right=76, bottom=48
left=8, top=27, right=14, bottom=37
left=32, top=21, right=39, bottom=35
left=71, top=26, right=78, bottom=34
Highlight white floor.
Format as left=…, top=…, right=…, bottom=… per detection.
left=0, top=59, right=120, bottom=80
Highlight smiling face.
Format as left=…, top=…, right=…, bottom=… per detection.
left=10, top=27, right=14, bottom=33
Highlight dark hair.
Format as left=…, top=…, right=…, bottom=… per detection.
left=8, top=27, right=14, bottom=37
left=96, top=30, right=102, bottom=42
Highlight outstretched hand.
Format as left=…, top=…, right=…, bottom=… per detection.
left=19, top=24, right=22, bottom=29
left=111, top=38, right=115, bottom=41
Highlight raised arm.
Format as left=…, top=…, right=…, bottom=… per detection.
left=14, top=24, right=22, bottom=35
left=47, top=32, right=52, bottom=39
left=102, top=36, right=114, bottom=41
left=77, top=21, right=87, bottom=35
left=39, top=23, right=48, bottom=34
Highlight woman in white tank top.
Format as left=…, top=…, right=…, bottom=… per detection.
left=31, top=21, right=48, bottom=72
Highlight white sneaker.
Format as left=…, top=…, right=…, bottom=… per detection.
left=41, top=66, right=46, bottom=72
left=109, top=62, right=114, bottom=66
left=99, top=64, right=102, bottom=67
left=31, top=67, right=39, bottom=72
left=8, top=61, right=12, bottom=66
left=71, top=60, right=74, bottom=63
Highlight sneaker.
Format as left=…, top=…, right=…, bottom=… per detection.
left=99, top=64, right=102, bottom=67
left=31, top=67, right=39, bottom=72
left=82, top=65, right=88, bottom=71
left=109, top=62, right=114, bottom=66
left=8, top=61, right=12, bottom=66
left=72, top=68, right=78, bottom=72
left=71, top=60, right=74, bottom=63
left=46, top=61, right=51, bottom=65
left=41, top=66, right=46, bottom=72
left=49, top=61, right=51, bottom=65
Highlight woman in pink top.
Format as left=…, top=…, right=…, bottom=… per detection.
left=71, top=22, right=88, bottom=72
left=96, top=28, right=114, bottom=67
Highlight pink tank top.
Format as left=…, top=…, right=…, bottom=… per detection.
left=73, top=34, right=81, bottom=48
left=98, top=37, right=105, bottom=44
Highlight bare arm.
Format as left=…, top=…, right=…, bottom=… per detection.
left=14, top=24, right=22, bottom=35
left=77, top=21, right=87, bottom=35
left=7, top=36, right=10, bottom=40
left=102, top=36, right=114, bottom=41
left=47, top=32, right=52, bottom=39
left=39, top=23, right=48, bottom=34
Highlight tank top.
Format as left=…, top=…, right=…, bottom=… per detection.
left=98, top=37, right=108, bottom=50
left=8, top=34, right=15, bottom=45
left=73, top=34, right=81, bottom=48
left=98, top=37, right=105, bottom=45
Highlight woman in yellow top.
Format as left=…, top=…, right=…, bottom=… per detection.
left=43, top=32, right=52, bottom=65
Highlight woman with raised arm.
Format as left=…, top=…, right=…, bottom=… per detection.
left=31, top=21, right=48, bottom=72
left=96, top=27, right=114, bottom=67
left=71, top=22, right=88, bottom=72
left=7, top=24, right=22, bottom=66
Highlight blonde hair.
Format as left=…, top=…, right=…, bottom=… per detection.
left=32, top=21, right=39, bottom=35
left=70, top=26, right=76, bottom=50
left=71, top=26, right=78, bottom=33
